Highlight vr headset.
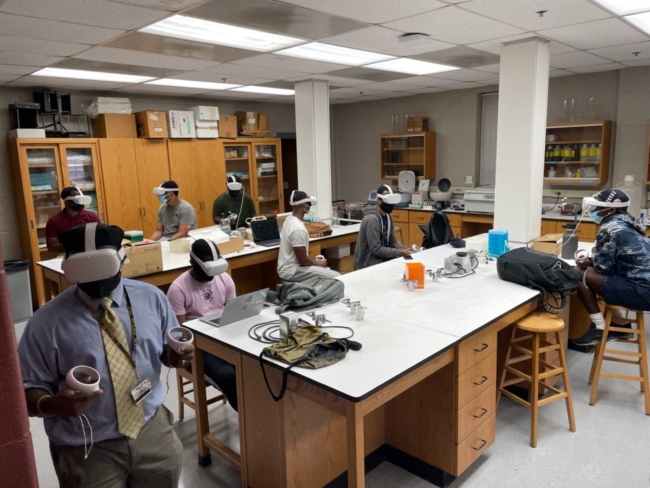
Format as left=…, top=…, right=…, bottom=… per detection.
left=61, top=223, right=126, bottom=284
left=376, top=185, right=401, bottom=205
left=153, top=182, right=179, bottom=196
left=190, top=239, right=228, bottom=277
left=289, top=190, right=317, bottom=206
left=227, top=175, right=242, bottom=192
left=582, top=193, right=630, bottom=212
left=63, top=188, right=92, bottom=206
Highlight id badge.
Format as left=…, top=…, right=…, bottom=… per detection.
left=131, top=378, right=153, bottom=405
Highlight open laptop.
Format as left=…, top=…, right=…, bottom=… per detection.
left=251, top=219, right=281, bottom=247
left=199, top=289, right=269, bottom=327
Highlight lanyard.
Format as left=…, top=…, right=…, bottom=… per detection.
left=77, top=286, right=139, bottom=379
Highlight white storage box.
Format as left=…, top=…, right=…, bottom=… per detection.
left=465, top=236, right=488, bottom=253
left=190, top=105, right=219, bottom=121
left=9, top=129, right=46, bottom=139
left=167, top=110, right=196, bottom=138
left=195, top=120, right=218, bottom=138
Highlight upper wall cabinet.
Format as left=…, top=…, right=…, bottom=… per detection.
left=380, top=132, right=436, bottom=181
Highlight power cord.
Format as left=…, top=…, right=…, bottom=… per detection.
left=249, top=320, right=355, bottom=344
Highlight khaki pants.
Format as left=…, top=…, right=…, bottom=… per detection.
left=49, top=406, right=183, bottom=488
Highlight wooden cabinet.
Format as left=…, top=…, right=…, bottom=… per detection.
left=8, top=138, right=105, bottom=306
left=408, top=210, right=431, bottom=248
left=380, top=132, right=436, bottom=181
left=391, top=209, right=409, bottom=246
left=542, top=219, right=597, bottom=241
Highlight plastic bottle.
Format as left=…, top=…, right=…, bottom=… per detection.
left=553, top=145, right=561, bottom=161
left=588, top=144, right=597, bottom=160
left=580, top=144, right=588, bottom=162
left=548, top=167, right=556, bottom=178
left=561, top=223, right=578, bottom=259
left=616, top=175, right=642, bottom=218
left=595, top=143, right=602, bottom=162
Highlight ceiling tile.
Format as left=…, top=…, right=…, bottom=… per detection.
left=55, top=58, right=186, bottom=78
left=198, top=90, right=269, bottom=100
left=588, top=41, right=650, bottom=62
left=10, top=76, right=135, bottom=89
left=0, top=52, right=62, bottom=67
left=0, top=0, right=167, bottom=30
left=476, top=75, right=499, bottom=84
left=187, top=0, right=367, bottom=40
left=0, top=64, right=42, bottom=75
left=353, top=81, right=418, bottom=92
left=74, top=46, right=221, bottom=72
left=288, top=74, right=369, bottom=87
left=233, top=54, right=347, bottom=74
left=330, top=86, right=390, bottom=95
left=257, top=80, right=296, bottom=89
left=623, top=58, right=650, bottom=67
left=473, top=63, right=501, bottom=73
left=108, top=0, right=208, bottom=11
left=324, top=67, right=413, bottom=82
left=394, top=75, right=459, bottom=87
left=169, top=71, right=275, bottom=86
left=0, top=13, right=125, bottom=44
left=550, top=51, right=612, bottom=69
left=321, top=26, right=455, bottom=57
left=403, top=86, right=446, bottom=95
left=469, top=34, right=577, bottom=55
left=0, top=35, right=89, bottom=56
left=567, top=63, right=627, bottom=73
left=412, top=46, right=500, bottom=68
left=270, top=0, right=446, bottom=24
left=116, top=83, right=213, bottom=95
left=383, top=5, right=525, bottom=45
left=427, top=68, right=493, bottom=82
left=204, top=63, right=307, bottom=80
left=549, top=69, right=575, bottom=77
left=106, top=32, right=260, bottom=64
left=0, top=73, right=21, bottom=81
left=539, top=18, right=649, bottom=50
left=442, top=81, right=488, bottom=90
left=329, top=92, right=357, bottom=99
left=461, top=0, right=611, bottom=31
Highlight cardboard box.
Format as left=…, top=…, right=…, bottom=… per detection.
left=276, top=212, right=291, bottom=229
left=258, top=113, right=269, bottom=131
left=167, top=110, right=196, bottom=138
left=532, top=234, right=563, bottom=256
left=169, top=238, right=191, bottom=253
left=407, top=116, right=429, bottom=132
left=195, top=120, right=219, bottom=138
left=190, top=105, right=219, bottom=121
left=215, top=236, right=245, bottom=256
left=8, top=128, right=46, bottom=139
left=219, top=115, right=237, bottom=138
left=324, top=244, right=350, bottom=259
left=92, top=114, right=137, bottom=138
left=135, top=111, right=168, bottom=138
left=121, top=240, right=163, bottom=277
left=327, top=255, right=354, bottom=274
left=236, top=111, right=257, bottom=132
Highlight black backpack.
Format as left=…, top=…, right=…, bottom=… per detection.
left=496, top=247, right=580, bottom=313
left=419, top=212, right=453, bottom=248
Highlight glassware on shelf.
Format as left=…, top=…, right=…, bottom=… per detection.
left=587, top=96, right=595, bottom=121
left=561, top=99, right=567, bottom=122
left=569, top=98, right=575, bottom=122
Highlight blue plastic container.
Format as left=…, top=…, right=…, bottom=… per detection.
left=488, top=229, right=509, bottom=257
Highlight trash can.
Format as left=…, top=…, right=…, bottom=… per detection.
left=4, top=259, right=33, bottom=322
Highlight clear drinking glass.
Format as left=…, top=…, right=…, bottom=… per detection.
left=331, top=206, right=340, bottom=226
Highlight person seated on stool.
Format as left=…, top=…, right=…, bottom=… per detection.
left=212, top=175, right=256, bottom=230
left=18, top=223, right=192, bottom=487
left=354, top=184, right=412, bottom=269
left=166, top=239, right=238, bottom=411
left=573, top=189, right=650, bottom=346
left=46, top=186, right=101, bottom=252
left=149, top=180, right=197, bottom=241
left=277, top=190, right=341, bottom=282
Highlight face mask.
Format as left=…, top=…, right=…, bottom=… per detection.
left=191, top=262, right=213, bottom=283
left=228, top=190, right=240, bottom=199
left=302, top=204, right=311, bottom=214
left=380, top=202, right=395, bottom=214
left=77, top=273, right=121, bottom=299
left=158, top=194, right=168, bottom=204
left=67, top=202, right=85, bottom=212
left=589, top=208, right=604, bottom=224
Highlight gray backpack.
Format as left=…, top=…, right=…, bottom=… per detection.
left=270, top=277, right=345, bottom=313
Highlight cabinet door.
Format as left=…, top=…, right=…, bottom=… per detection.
left=409, top=222, right=426, bottom=248
left=224, top=142, right=255, bottom=212
left=167, top=139, right=202, bottom=219
left=541, top=219, right=558, bottom=235
left=134, top=139, right=170, bottom=236
left=252, top=141, right=283, bottom=217
left=98, top=140, right=143, bottom=232
left=394, top=223, right=409, bottom=246
left=58, top=144, right=104, bottom=221
left=195, top=140, right=225, bottom=228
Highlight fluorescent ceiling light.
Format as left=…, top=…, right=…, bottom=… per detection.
left=626, top=11, right=650, bottom=34
left=32, top=67, right=154, bottom=83
left=591, top=0, right=650, bottom=15
left=275, top=42, right=394, bottom=66
left=146, top=79, right=241, bottom=90
left=140, top=15, right=304, bottom=52
left=365, top=58, right=459, bottom=76
left=231, top=86, right=295, bottom=96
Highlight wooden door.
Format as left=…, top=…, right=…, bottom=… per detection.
left=167, top=139, right=202, bottom=223
left=134, top=139, right=170, bottom=236
left=97, top=140, right=143, bottom=232
left=195, top=139, right=226, bottom=228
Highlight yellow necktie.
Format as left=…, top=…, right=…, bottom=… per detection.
left=99, top=297, right=144, bottom=439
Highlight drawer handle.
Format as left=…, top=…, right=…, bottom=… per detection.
left=474, top=343, right=489, bottom=353
left=473, top=376, right=488, bottom=386
left=473, top=408, right=488, bottom=419
left=472, top=439, right=487, bottom=451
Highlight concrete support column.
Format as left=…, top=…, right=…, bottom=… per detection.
left=294, top=80, right=332, bottom=220
left=493, top=38, right=551, bottom=244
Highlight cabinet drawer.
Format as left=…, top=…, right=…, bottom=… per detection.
left=457, top=328, right=497, bottom=376
left=446, top=213, right=462, bottom=227
left=409, top=211, right=430, bottom=224
left=456, top=383, right=496, bottom=443
left=455, top=413, right=496, bottom=475
left=457, top=352, right=497, bottom=409
left=392, top=209, right=409, bottom=222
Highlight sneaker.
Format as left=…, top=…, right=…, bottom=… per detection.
left=573, top=324, right=617, bottom=346
left=610, top=322, right=634, bottom=340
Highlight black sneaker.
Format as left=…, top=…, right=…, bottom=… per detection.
left=610, top=323, right=634, bottom=340
left=573, top=324, right=617, bottom=346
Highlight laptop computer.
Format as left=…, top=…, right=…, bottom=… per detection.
left=251, top=219, right=281, bottom=247
left=199, top=289, right=269, bottom=327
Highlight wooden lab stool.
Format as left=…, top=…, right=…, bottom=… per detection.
left=498, top=311, right=576, bottom=447
left=588, top=303, right=650, bottom=415
left=394, top=226, right=404, bottom=244
left=176, top=363, right=226, bottom=421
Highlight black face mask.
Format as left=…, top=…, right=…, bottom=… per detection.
left=72, top=203, right=85, bottom=212
left=191, top=263, right=213, bottom=283
left=78, top=273, right=121, bottom=299
left=380, top=202, right=395, bottom=214
left=227, top=190, right=240, bottom=199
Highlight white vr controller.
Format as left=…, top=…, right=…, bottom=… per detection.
left=66, top=366, right=101, bottom=394
left=167, top=326, right=194, bottom=354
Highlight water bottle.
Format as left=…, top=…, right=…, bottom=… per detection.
left=488, top=229, right=508, bottom=258
left=616, top=175, right=641, bottom=218
left=561, top=223, right=578, bottom=259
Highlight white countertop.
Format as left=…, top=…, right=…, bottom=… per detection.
left=400, top=206, right=593, bottom=223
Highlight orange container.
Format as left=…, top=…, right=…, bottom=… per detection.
left=405, top=262, right=425, bottom=289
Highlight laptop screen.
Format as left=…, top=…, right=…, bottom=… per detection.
left=251, top=219, right=280, bottom=242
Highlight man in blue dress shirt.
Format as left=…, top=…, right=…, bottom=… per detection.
left=18, top=223, right=193, bottom=488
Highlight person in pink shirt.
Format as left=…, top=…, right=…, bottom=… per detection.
left=167, top=239, right=238, bottom=410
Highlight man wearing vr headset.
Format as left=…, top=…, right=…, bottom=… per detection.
left=19, top=223, right=193, bottom=487
left=167, top=239, right=238, bottom=410
left=574, top=189, right=650, bottom=346
left=150, top=180, right=197, bottom=241
left=354, top=185, right=411, bottom=269
left=212, top=175, right=256, bottom=229
left=277, top=190, right=341, bottom=282
left=46, top=186, right=101, bottom=252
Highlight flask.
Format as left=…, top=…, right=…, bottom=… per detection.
left=561, top=223, right=578, bottom=259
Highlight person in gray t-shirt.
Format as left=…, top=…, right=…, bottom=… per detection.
left=149, top=180, right=197, bottom=240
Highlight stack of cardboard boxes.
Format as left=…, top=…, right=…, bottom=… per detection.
left=236, top=111, right=270, bottom=136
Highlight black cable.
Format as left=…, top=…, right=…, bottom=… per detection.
left=547, top=194, right=561, bottom=213
left=248, top=320, right=355, bottom=344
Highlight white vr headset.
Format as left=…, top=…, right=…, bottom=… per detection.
left=153, top=183, right=179, bottom=196
left=583, top=193, right=630, bottom=211
left=289, top=190, right=317, bottom=206
left=227, top=175, right=243, bottom=192
left=376, top=185, right=401, bottom=205
left=63, top=188, right=92, bottom=206
left=61, top=223, right=126, bottom=284
left=190, top=239, right=228, bottom=277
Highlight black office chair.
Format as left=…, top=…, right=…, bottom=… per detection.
left=419, top=212, right=453, bottom=248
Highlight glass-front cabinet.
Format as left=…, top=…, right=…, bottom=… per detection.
left=380, top=132, right=436, bottom=181
left=59, top=145, right=102, bottom=216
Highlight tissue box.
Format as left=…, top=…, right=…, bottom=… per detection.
left=167, top=110, right=196, bottom=138
left=532, top=234, right=563, bottom=256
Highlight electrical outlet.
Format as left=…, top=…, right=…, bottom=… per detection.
left=464, top=175, right=475, bottom=186
left=543, top=189, right=565, bottom=198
